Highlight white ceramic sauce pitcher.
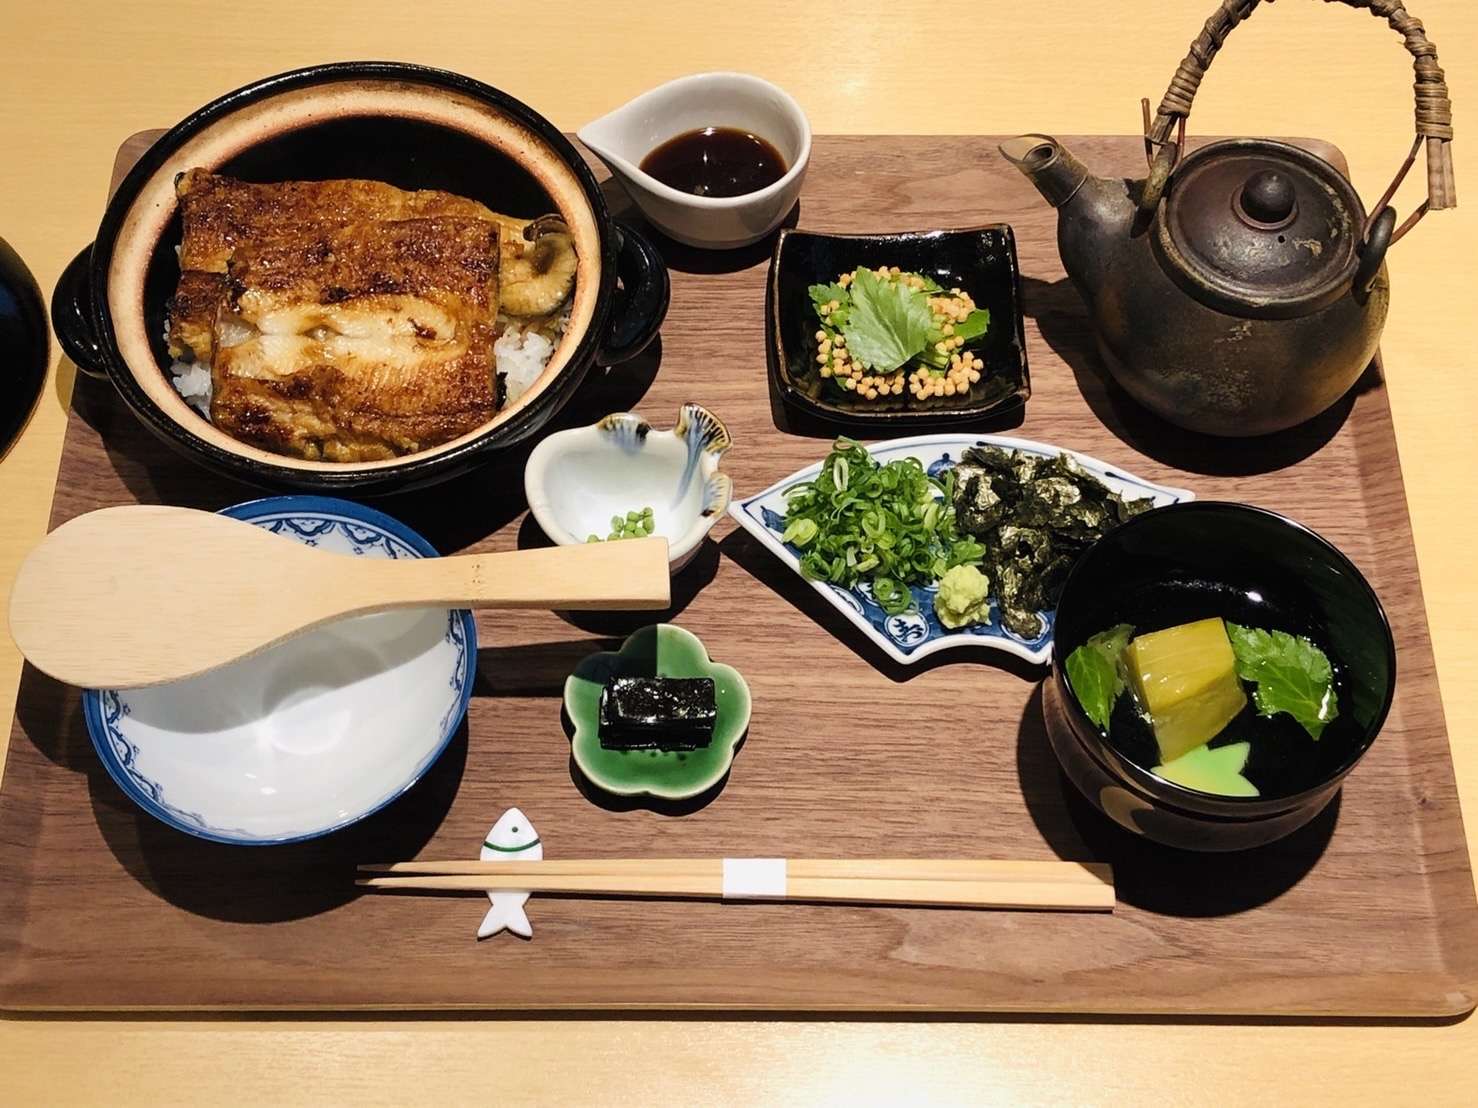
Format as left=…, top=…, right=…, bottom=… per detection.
left=578, top=72, right=811, bottom=250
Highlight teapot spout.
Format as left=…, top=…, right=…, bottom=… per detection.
left=999, top=135, right=1092, bottom=208
left=999, top=133, right=1141, bottom=310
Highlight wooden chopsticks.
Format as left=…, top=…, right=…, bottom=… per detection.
left=356, top=858, right=1114, bottom=912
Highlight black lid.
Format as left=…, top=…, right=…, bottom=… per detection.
left=1152, top=139, right=1366, bottom=319
left=0, top=237, right=47, bottom=456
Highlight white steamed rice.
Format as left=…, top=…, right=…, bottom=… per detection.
left=495, top=323, right=555, bottom=405
left=168, top=360, right=213, bottom=416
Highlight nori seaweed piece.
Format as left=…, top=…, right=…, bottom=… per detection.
left=993, top=561, right=1030, bottom=608
left=1040, top=451, right=1087, bottom=483
left=1030, top=477, right=1083, bottom=514
left=1047, top=500, right=1112, bottom=542
left=1003, top=606, right=1046, bottom=639
left=996, top=525, right=1053, bottom=567
left=948, top=447, right=1158, bottom=628
left=1034, top=552, right=1077, bottom=596
left=951, top=461, right=990, bottom=487
left=1116, top=495, right=1154, bottom=521
left=598, top=676, right=717, bottom=750
left=957, top=473, right=1008, bottom=534
left=1011, top=454, right=1044, bottom=484
left=960, top=445, right=1015, bottom=471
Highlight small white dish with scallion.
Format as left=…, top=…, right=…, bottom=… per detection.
left=524, top=404, right=733, bottom=573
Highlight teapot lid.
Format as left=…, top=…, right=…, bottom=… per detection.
left=1152, top=139, right=1366, bottom=320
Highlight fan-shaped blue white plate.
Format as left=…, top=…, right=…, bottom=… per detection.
left=728, top=434, right=1194, bottom=666
left=81, top=496, right=477, bottom=845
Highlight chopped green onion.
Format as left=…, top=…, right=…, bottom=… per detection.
left=780, top=438, right=984, bottom=615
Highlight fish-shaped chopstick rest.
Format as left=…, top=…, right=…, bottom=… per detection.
left=477, top=808, right=543, bottom=939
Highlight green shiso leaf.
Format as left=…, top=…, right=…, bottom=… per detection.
left=1225, top=622, right=1339, bottom=740
left=1064, top=623, right=1134, bottom=731
left=808, top=282, right=850, bottom=312
left=953, top=308, right=991, bottom=343
left=841, top=267, right=933, bottom=372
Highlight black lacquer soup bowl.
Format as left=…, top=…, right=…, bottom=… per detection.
left=1044, top=502, right=1396, bottom=852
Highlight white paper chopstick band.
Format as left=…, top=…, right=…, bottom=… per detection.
left=722, top=858, right=787, bottom=899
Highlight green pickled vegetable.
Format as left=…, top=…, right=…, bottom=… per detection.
left=1153, top=740, right=1259, bottom=797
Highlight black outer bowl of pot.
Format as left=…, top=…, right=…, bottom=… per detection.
left=50, top=62, right=669, bottom=496
left=0, top=236, right=48, bottom=457
left=1043, top=501, right=1396, bottom=852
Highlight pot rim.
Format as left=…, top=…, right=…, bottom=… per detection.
left=86, top=60, right=620, bottom=491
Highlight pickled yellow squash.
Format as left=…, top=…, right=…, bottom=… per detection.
left=1124, top=617, right=1247, bottom=762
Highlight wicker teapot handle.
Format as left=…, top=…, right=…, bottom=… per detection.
left=1140, top=0, right=1455, bottom=245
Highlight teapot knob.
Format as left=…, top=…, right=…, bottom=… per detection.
left=1236, top=171, right=1297, bottom=228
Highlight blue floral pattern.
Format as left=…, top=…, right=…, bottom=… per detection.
left=94, top=688, right=224, bottom=834
left=597, top=405, right=734, bottom=521
left=252, top=514, right=417, bottom=559
left=729, top=434, right=1194, bottom=666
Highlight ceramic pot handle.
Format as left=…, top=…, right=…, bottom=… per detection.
left=595, top=220, right=670, bottom=366
left=1139, top=0, right=1455, bottom=243
left=51, top=245, right=111, bottom=380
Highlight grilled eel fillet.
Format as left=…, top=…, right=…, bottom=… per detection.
left=169, top=169, right=512, bottom=365
left=211, top=216, right=502, bottom=461
left=170, top=170, right=511, bottom=461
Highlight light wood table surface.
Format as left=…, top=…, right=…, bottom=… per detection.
left=2, top=1, right=1474, bottom=1103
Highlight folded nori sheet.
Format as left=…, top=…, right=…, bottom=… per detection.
left=598, top=676, right=717, bottom=750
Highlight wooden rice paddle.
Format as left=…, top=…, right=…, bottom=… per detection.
left=8, top=505, right=671, bottom=689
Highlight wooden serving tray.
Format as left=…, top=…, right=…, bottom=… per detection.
left=1, top=134, right=1475, bottom=1015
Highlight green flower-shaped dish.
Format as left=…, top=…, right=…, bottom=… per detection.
left=564, top=624, right=751, bottom=800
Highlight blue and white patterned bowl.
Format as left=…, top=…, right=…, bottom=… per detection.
left=728, top=434, right=1194, bottom=666
left=81, top=496, right=477, bottom=845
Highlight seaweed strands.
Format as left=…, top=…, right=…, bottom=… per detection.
left=950, top=446, right=1153, bottom=638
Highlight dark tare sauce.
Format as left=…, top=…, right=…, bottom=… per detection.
left=1095, top=579, right=1360, bottom=800
left=640, top=127, right=788, bottom=198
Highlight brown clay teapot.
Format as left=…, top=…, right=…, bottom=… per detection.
left=1002, top=0, right=1455, bottom=437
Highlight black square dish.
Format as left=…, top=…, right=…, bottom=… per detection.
left=767, top=226, right=1029, bottom=431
